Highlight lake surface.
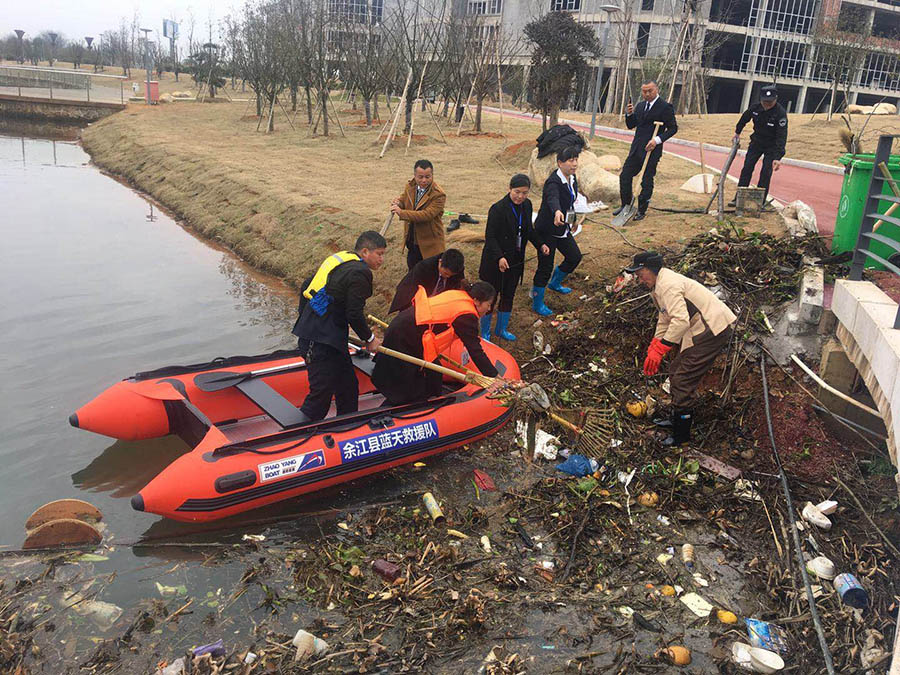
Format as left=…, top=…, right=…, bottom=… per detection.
left=0, top=133, right=487, bottom=668
left=0, top=133, right=304, bottom=550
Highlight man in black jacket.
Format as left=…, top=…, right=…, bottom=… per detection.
left=616, top=80, right=678, bottom=221
left=292, top=231, right=386, bottom=421
left=733, top=84, right=787, bottom=206
left=532, top=145, right=583, bottom=316
left=372, top=281, right=499, bottom=406
left=388, top=248, right=465, bottom=313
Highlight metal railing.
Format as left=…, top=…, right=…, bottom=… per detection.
left=849, top=133, right=900, bottom=328
left=0, top=65, right=126, bottom=104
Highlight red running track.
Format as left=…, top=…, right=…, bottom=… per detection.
left=488, top=108, right=843, bottom=237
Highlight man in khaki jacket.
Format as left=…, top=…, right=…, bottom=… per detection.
left=391, top=159, right=447, bottom=270
left=625, top=251, right=737, bottom=446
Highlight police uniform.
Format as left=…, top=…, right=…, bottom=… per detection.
left=292, top=251, right=375, bottom=421
left=372, top=287, right=498, bottom=406
left=736, top=85, right=788, bottom=199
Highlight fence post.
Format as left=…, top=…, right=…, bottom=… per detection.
left=849, top=135, right=893, bottom=281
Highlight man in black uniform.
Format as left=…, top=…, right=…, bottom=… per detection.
left=292, top=231, right=386, bottom=421
left=733, top=84, right=787, bottom=206
left=372, top=281, right=499, bottom=406
left=388, top=248, right=465, bottom=313
left=615, top=80, right=678, bottom=222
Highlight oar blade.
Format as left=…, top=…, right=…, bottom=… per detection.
left=193, top=371, right=246, bottom=392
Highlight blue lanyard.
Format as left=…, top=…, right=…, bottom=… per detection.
left=510, top=204, right=522, bottom=228
left=511, top=203, right=523, bottom=251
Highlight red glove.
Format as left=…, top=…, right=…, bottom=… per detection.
left=643, top=338, right=672, bottom=376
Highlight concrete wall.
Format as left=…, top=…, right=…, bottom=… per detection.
left=831, top=280, right=900, bottom=488
left=0, top=94, right=124, bottom=125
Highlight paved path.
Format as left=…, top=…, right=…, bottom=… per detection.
left=487, top=107, right=844, bottom=237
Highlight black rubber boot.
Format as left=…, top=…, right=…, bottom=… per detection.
left=663, top=409, right=692, bottom=446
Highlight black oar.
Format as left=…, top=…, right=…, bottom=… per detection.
left=193, top=360, right=307, bottom=392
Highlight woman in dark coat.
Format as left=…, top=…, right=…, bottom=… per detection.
left=478, top=174, right=550, bottom=341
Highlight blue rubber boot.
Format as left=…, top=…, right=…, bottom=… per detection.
left=531, top=287, right=553, bottom=316
left=547, top=266, right=573, bottom=294
left=494, top=311, right=517, bottom=341
left=480, top=314, right=493, bottom=341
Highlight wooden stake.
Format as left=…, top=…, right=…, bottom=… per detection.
left=406, top=61, right=430, bottom=155
left=328, top=93, right=346, bottom=137
left=699, top=140, right=708, bottom=192
left=457, top=76, right=477, bottom=136
left=380, top=68, right=412, bottom=159
left=496, top=39, right=503, bottom=136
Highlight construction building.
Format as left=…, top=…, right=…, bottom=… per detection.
left=465, top=0, right=900, bottom=114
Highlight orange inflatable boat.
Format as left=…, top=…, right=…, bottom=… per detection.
left=70, top=340, right=519, bottom=522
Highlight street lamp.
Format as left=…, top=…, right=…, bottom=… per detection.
left=589, top=3, right=620, bottom=139
left=48, top=32, right=58, bottom=66
left=14, top=29, right=24, bottom=64
left=140, top=27, right=152, bottom=104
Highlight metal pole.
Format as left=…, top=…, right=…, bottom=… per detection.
left=590, top=10, right=613, bottom=138
left=141, top=28, right=152, bottom=105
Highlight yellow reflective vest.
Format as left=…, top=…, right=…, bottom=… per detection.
left=303, top=251, right=361, bottom=300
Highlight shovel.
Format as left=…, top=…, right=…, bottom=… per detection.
left=612, top=120, right=663, bottom=227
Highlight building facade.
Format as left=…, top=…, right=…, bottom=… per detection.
left=463, top=0, right=900, bottom=113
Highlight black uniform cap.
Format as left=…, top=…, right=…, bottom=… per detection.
left=624, top=251, right=664, bottom=273
left=761, top=85, right=778, bottom=101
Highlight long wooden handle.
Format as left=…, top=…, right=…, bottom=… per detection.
left=350, top=335, right=470, bottom=383
left=549, top=411, right=583, bottom=435
left=368, top=314, right=389, bottom=328
left=637, top=121, right=664, bottom=178
left=379, top=212, right=395, bottom=236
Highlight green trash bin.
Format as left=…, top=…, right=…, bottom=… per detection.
left=833, top=153, right=900, bottom=269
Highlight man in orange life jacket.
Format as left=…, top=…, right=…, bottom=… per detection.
left=292, top=231, right=386, bottom=421
left=371, top=281, right=499, bottom=406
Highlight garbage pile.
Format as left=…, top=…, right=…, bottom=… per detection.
left=1, top=229, right=895, bottom=674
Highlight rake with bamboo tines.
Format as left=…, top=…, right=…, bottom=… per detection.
left=368, top=314, right=617, bottom=457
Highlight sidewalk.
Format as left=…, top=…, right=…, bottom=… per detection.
left=485, top=107, right=844, bottom=237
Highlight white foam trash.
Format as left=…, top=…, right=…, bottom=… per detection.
left=749, top=647, right=785, bottom=673
left=815, top=499, right=838, bottom=515
left=732, top=642, right=754, bottom=670
left=805, top=556, right=837, bottom=580
left=801, top=502, right=832, bottom=530
left=293, top=629, right=329, bottom=662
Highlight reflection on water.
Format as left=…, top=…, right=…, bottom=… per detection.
left=71, top=436, right=191, bottom=499
left=0, top=130, right=297, bottom=548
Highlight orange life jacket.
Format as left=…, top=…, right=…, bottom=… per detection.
left=413, top=286, right=477, bottom=362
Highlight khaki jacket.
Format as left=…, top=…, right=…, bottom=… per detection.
left=651, top=268, right=737, bottom=350
left=396, top=179, right=447, bottom=259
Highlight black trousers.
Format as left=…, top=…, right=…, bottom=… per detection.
left=406, top=243, right=423, bottom=271
left=482, top=262, right=522, bottom=313
left=533, top=234, right=581, bottom=287
left=299, top=340, right=358, bottom=421
left=619, top=144, right=663, bottom=212
left=738, top=143, right=778, bottom=192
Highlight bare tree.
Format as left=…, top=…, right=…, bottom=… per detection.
left=340, top=1, right=389, bottom=127
left=236, top=1, right=289, bottom=129
left=811, top=8, right=872, bottom=120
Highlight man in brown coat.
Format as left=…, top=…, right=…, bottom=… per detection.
left=391, top=159, right=447, bottom=270
left=625, top=251, right=737, bottom=446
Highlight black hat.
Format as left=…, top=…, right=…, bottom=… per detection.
left=624, top=251, right=663, bottom=273
left=761, top=85, right=778, bottom=101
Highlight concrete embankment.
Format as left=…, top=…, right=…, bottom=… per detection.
left=0, top=94, right=124, bottom=125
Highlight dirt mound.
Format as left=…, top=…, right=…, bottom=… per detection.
left=495, top=140, right=534, bottom=170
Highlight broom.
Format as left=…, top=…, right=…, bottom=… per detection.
left=368, top=314, right=615, bottom=456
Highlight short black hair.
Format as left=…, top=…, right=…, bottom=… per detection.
left=642, top=80, right=658, bottom=87
left=469, top=280, right=496, bottom=303
left=414, top=159, right=433, bottom=172
left=509, top=173, right=531, bottom=189
left=556, top=146, right=580, bottom=163
left=355, top=230, right=387, bottom=252
left=440, top=248, right=464, bottom=275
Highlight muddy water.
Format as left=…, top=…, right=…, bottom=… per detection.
left=1, top=132, right=535, bottom=671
